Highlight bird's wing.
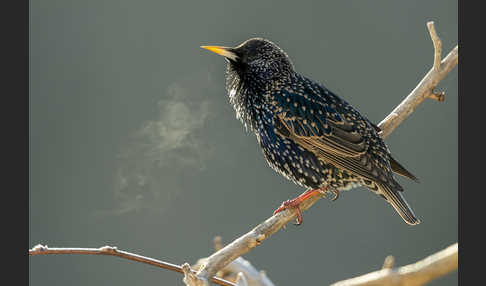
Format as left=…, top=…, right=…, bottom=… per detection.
left=270, top=85, right=390, bottom=183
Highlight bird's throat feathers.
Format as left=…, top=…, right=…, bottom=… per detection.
left=225, top=62, right=293, bottom=132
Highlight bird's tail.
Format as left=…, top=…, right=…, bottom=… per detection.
left=378, top=182, right=420, bottom=225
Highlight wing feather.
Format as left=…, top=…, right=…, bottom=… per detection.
left=270, top=81, right=389, bottom=183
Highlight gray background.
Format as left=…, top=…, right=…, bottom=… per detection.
left=29, top=1, right=458, bottom=285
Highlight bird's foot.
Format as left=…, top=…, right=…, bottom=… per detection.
left=273, top=187, right=327, bottom=225
left=273, top=199, right=305, bottom=225
left=331, top=189, right=340, bottom=201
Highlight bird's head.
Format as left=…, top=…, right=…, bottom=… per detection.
left=201, top=38, right=294, bottom=87
left=201, top=38, right=294, bottom=131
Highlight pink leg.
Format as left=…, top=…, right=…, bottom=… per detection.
left=273, top=186, right=327, bottom=225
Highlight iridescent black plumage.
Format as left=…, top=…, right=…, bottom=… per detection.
left=203, top=38, right=420, bottom=225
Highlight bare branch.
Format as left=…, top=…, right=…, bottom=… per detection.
left=378, top=26, right=457, bottom=137
left=191, top=238, right=277, bottom=286
left=427, top=21, right=442, bottom=71
left=377, top=44, right=457, bottom=137
left=193, top=256, right=277, bottom=286
left=29, top=244, right=235, bottom=286
left=189, top=21, right=458, bottom=284
left=188, top=195, right=323, bottom=284
left=330, top=243, right=458, bottom=286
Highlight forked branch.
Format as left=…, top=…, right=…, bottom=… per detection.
left=378, top=21, right=457, bottom=137
left=191, top=237, right=276, bottom=286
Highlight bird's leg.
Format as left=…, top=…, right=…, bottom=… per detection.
left=273, top=186, right=328, bottom=225
left=331, top=189, right=340, bottom=201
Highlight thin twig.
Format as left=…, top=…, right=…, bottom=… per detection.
left=186, top=21, right=458, bottom=285
left=214, top=236, right=224, bottom=251
left=330, top=243, right=458, bottom=286
left=381, top=256, right=395, bottom=270
left=377, top=44, right=457, bottom=137
left=29, top=244, right=235, bottom=286
left=427, top=21, right=442, bottom=71
left=378, top=22, right=457, bottom=136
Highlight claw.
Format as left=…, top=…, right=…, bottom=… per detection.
left=293, top=207, right=303, bottom=225
left=273, top=200, right=292, bottom=215
left=331, top=189, right=340, bottom=201
left=273, top=199, right=304, bottom=225
left=273, top=187, right=327, bottom=225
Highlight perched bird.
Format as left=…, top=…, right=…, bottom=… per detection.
left=201, top=38, right=420, bottom=225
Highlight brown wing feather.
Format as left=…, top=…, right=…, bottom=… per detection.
left=275, top=115, right=386, bottom=183
left=277, top=114, right=368, bottom=158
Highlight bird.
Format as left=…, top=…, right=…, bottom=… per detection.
left=201, top=38, right=420, bottom=225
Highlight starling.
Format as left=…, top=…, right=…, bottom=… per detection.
left=201, top=38, right=420, bottom=225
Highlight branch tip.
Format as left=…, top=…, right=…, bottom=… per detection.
left=427, top=21, right=442, bottom=71
left=31, top=244, right=48, bottom=252
left=214, top=236, right=224, bottom=251
left=382, top=255, right=395, bottom=269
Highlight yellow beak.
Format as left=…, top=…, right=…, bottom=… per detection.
left=200, top=45, right=238, bottom=61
